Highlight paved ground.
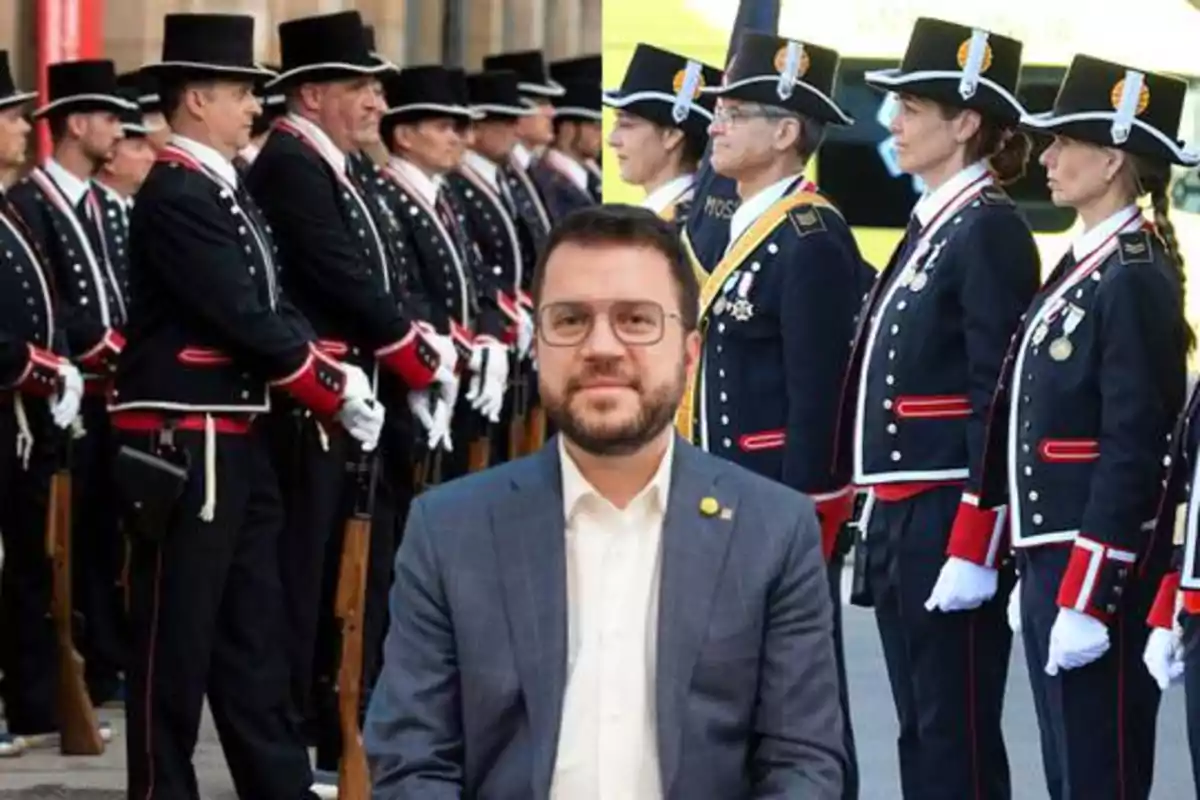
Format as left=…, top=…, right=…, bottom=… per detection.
left=1, top=586, right=1193, bottom=798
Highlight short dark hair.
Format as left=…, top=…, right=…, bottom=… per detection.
left=531, top=204, right=699, bottom=331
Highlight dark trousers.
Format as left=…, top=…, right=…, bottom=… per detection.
left=120, top=424, right=312, bottom=800
left=266, top=408, right=349, bottom=734
left=1018, top=545, right=1159, bottom=800
left=1184, top=613, right=1200, bottom=795
left=73, top=395, right=127, bottom=703
left=827, top=550, right=859, bottom=800
left=0, top=397, right=57, bottom=734
left=868, top=485, right=1013, bottom=800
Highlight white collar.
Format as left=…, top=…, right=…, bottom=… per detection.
left=238, top=141, right=262, bottom=165
left=170, top=134, right=239, bottom=188
left=542, top=148, right=590, bottom=193
left=463, top=150, right=501, bottom=191
left=913, top=161, right=990, bottom=228
left=388, top=156, right=443, bottom=206
left=642, top=173, right=695, bottom=214
left=94, top=180, right=130, bottom=207
left=511, top=142, right=535, bottom=171
left=728, top=173, right=803, bottom=249
left=42, top=159, right=92, bottom=207
left=285, top=112, right=347, bottom=175
left=1072, top=204, right=1144, bottom=260
left=559, top=434, right=675, bottom=519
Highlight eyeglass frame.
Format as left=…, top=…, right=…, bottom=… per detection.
left=536, top=299, right=686, bottom=347
left=711, top=101, right=800, bottom=127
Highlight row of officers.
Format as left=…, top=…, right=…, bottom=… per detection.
left=0, top=9, right=603, bottom=799
left=608, top=15, right=1200, bottom=800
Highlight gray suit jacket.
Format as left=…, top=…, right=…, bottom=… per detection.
left=365, top=435, right=844, bottom=799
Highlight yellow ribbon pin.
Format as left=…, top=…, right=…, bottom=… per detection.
left=700, top=497, right=720, bottom=516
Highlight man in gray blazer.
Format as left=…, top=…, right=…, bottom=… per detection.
left=364, top=204, right=845, bottom=798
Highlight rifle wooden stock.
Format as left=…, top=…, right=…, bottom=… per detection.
left=523, top=405, right=547, bottom=454
left=467, top=434, right=490, bottom=472
left=335, top=452, right=376, bottom=800
left=508, top=370, right=528, bottom=460
left=45, top=456, right=105, bottom=755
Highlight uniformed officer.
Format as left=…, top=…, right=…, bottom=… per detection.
left=551, top=54, right=603, bottom=201
left=117, top=69, right=170, bottom=152
left=603, top=43, right=721, bottom=226
left=674, top=30, right=871, bottom=799
left=0, top=49, right=85, bottom=758
left=838, top=19, right=1041, bottom=799
left=982, top=54, right=1196, bottom=798
left=239, top=66, right=285, bottom=168
left=113, top=14, right=393, bottom=797
left=247, top=9, right=458, bottom=741
left=8, top=58, right=138, bottom=711
left=532, top=65, right=601, bottom=221
left=376, top=65, right=515, bottom=474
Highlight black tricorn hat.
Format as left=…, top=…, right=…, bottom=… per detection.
left=864, top=18, right=1026, bottom=124
left=0, top=50, right=37, bottom=111
left=268, top=10, right=391, bottom=90
left=32, top=59, right=138, bottom=119
left=551, top=55, right=601, bottom=86
left=603, top=43, right=721, bottom=143
left=140, top=14, right=274, bottom=83
left=1021, top=54, right=1199, bottom=166
left=362, top=24, right=397, bottom=71
left=117, top=70, right=162, bottom=115
left=482, top=50, right=564, bottom=98
left=467, top=69, right=534, bottom=119
left=381, top=65, right=475, bottom=125
left=446, top=67, right=482, bottom=120
left=115, top=88, right=151, bottom=137
left=703, top=31, right=853, bottom=126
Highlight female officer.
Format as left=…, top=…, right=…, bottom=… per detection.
left=1000, top=54, right=1197, bottom=798
left=841, top=17, right=1039, bottom=799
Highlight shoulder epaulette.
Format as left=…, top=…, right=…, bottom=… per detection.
left=978, top=185, right=1014, bottom=206
left=789, top=203, right=828, bottom=238
left=1118, top=230, right=1153, bottom=265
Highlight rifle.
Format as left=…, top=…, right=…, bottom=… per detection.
left=334, top=446, right=378, bottom=800
left=44, top=425, right=105, bottom=755
left=467, top=425, right=491, bottom=473
left=507, top=360, right=528, bottom=460
left=522, top=401, right=547, bottom=455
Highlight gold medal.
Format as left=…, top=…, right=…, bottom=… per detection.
left=1049, top=337, right=1073, bottom=361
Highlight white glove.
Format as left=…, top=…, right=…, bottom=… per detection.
left=408, top=391, right=454, bottom=452
left=1045, top=607, right=1110, bottom=675
left=1007, top=580, right=1022, bottom=634
left=50, top=361, right=83, bottom=430
left=516, top=307, right=534, bottom=360
left=925, top=556, right=999, bottom=612
left=334, top=363, right=385, bottom=451
left=466, top=339, right=509, bottom=423
left=1143, top=626, right=1186, bottom=691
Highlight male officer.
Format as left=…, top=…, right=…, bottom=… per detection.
left=533, top=71, right=600, bottom=221
left=112, top=14, right=393, bottom=797
left=0, top=49, right=85, bottom=758
left=247, top=9, right=457, bottom=740
left=603, top=43, right=721, bottom=226
left=675, top=30, right=870, bottom=799
left=551, top=54, right=603, bottom=201
left=118, top=70, right=171, bottom=151
left=8, top=59, right=138, bottom=710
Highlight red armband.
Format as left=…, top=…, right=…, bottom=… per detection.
left=1148, top=571, right=1181, bottom=630
left=1184, top=590, right=1200, bottom=616
left=11, top=344, right=63, bottom=398
left=269, top=346, right=345, bottom=419
left=77, top=328, right=125, bottom=372
left=1056, top=536, right=1137, bottom=622
left=375, top=325, right=439, bottom=390
left=945, top=494, right=1008, bottom=568
left=814, top=488, right=854, bottom=562
left=497, top=291, right=522, bottom=324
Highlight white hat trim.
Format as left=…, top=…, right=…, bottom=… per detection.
left=140, top=60, right=275, bottom=79
left=1021, top=110, right=1200, bottom=166
left=552, top=106, right=603, bottom=121
left=471, top=102, right=535, bottom=117
left=33, top=93, right=139, bottom=117
left=864, top=68, right=1026, bottom=119
left=383, top=102, right=475, bottom=119
left=265, top=60, right=391, bottom=90
left=602, top=89, right=713, bottom=122
left=517, top=80, right=566, bottom=98
left=703, top=75, right=853, bottom=125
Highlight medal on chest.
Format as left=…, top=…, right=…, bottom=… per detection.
left=1049, top=304, right=1086, bottom=362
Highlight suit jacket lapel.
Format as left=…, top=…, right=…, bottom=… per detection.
left=491, top=442, right=568, bottom=798
left=655, top=439, right=737, bottom=793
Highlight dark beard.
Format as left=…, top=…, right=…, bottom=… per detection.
left=543, top=361, right=685, bottom=457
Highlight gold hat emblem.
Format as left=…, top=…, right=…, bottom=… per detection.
left=1110, top=79, right=1151, bottom=116
left=773, top=44, right=810, bottom=78
left=956, top=39, right=994, bottom=73
left=671, top=68, right=706, bottom=99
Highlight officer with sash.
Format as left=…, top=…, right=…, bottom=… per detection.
left=532, top=70, right=600, bottom=221
left=838, top=19, right=1041, bottom=799
left=989, top=54, right=1194, bottom=798
left=247, top=9, right=458, bottom=741
left=551, top=55, right=603, bottom=201
left=8, top=59, right=138, bottom=711
left=376, top=65, right=514, bottom=478
left=603, top=43, right=721, bottom=227
left=118, top=70, right=170, bottom=151
left=112, top=14, right=393, bottom=796
left=674, top=30, right=870, bottom=798
left=0, top=49, right=85, bottom=758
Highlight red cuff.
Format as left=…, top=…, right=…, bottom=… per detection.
left=375, top=326, right=439, bottom=389
left=450, top=321, right=474, bottom=363
left=78, top=328, right=125, bottom=372
left=1148, top=571, right=1181, bottom=629
left=12, top=344, right=63, bottom=398
left=1056, top=536, right=1137, bottom=622
left=518, top=289, right=533, bottom=309
left=814, top=489, right=854, bottom=562
left=497, top=291, right=522, bottom=323
left=945, top=495, right=1007, bottom=568
left=1184, top=590, right=1200, bottom=616
left=270, top=347, right=345, bottom=419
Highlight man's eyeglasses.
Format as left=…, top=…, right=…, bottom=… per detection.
left=538, top=300, right=682, bottom=347
left=711, top=104, right=799, bottom=126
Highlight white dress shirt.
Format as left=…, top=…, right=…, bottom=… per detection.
left=462, top=149, right=502, bottom=192
left=283, top=112, right=347, bottom=174
left=641, top=173, right=695, bottom=216
left=389, top=156, right=443, bottom=205
left=1071, top=203, right=1143, bottom=260
left=511, top=142, right=536, bottom=172
left=170, top=134, right=240, bottom=188
left=42, top=158, right=92, bottom=207
left=912, top=160, right=990, bottom=228
left=549, top=436, right=674, bottom=800
left=542, top=148, right=591, bottom=195
left=726, top=172, right=804, bottom=251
